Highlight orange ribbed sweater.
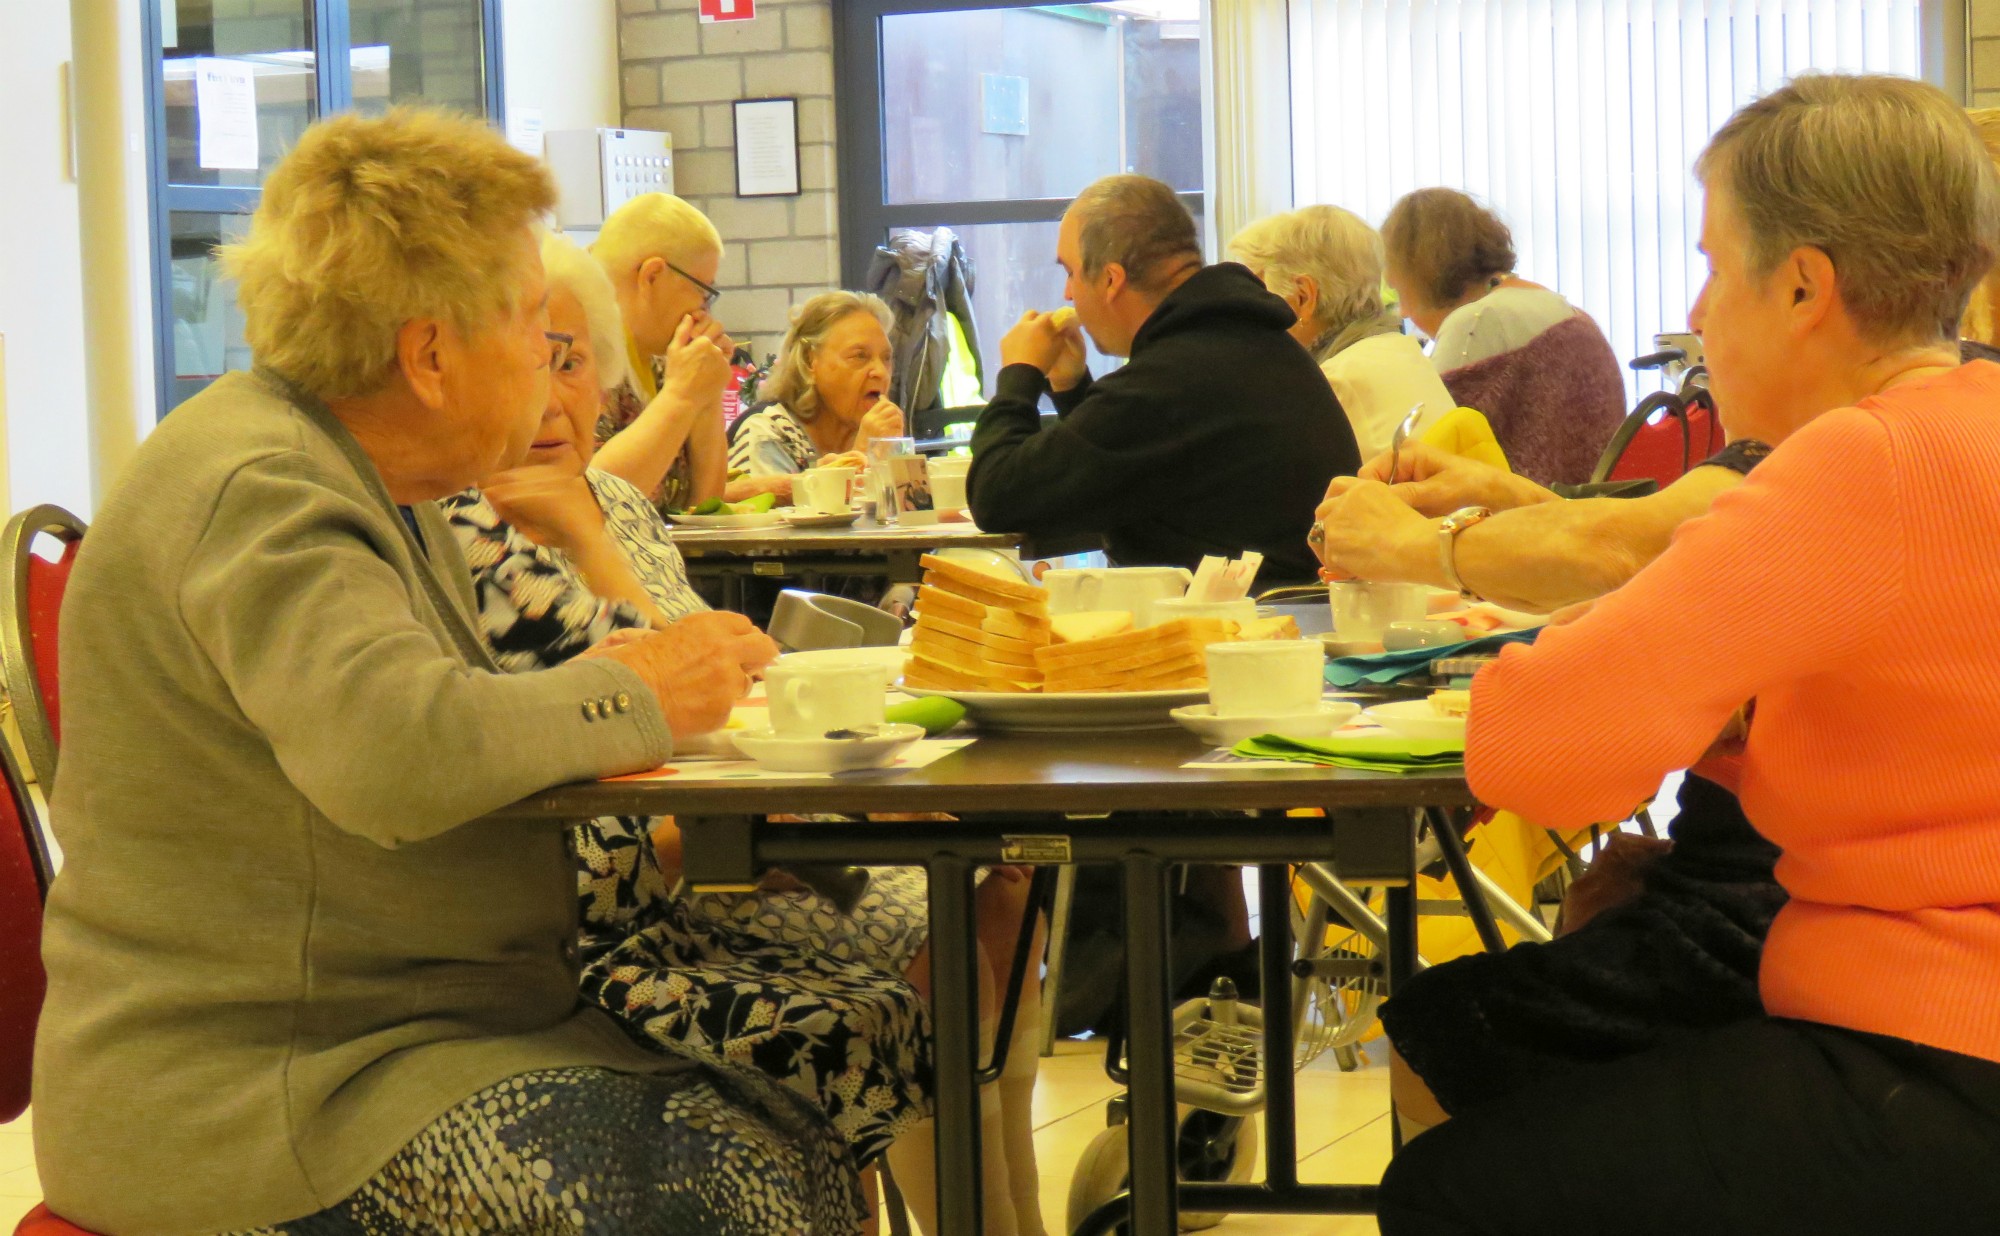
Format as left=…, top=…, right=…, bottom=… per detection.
left=1470, top=361, right=2000, bottom=1066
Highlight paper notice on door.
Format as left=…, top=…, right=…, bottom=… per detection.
left=507, top=108, right=545, bottom=157
left=195, top=58, right=259, bottom=171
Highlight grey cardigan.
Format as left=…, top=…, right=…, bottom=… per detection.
left=32, top=371, right=684, bottom=1233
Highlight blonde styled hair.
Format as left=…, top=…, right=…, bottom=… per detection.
left=1695, top=73, right=2000, bottom=345
left=1959, top=107, right=2000, bottom=348
left=1229, top=205, right=1387, bottom=338
left=220, top=107, right=556, bottom=400
left=541, top=233, right=629, bottom=392
left=591, top=193, right=724, bottom=284
left=762, top=292, right=894, bottom=421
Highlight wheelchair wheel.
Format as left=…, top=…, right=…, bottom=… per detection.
left=1064, top=1106, right=1258, bottom=1234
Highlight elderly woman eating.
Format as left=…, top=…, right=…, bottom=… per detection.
left=1382, top=188, right=1627, bottom=485
left=730, top=291, right=908, bottom=478
left=444, top=237, right=1049, bottom=1236
left=1229, top=204, right=1454, bottom=458
left=30, top=109, right=862, bottom=1234
left=1378, top=73, right=2000, bottom=1235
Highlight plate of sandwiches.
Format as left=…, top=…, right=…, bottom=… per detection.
left=899, top=554, right=1303, bottom=732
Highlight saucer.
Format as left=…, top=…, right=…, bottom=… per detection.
left=731, top=722, right=925, bottom=772
left=1363, top=700, right=1466, bottom=745
left=783, top=508, right=863, bottom=529
left=1169, top=701, right=1362, bottom=747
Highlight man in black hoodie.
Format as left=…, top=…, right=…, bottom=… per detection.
left=967, top=174, right=1361, bottom=585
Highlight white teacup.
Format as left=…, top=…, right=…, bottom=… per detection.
left=1147, top=596, right=1258, bottom=629
left=1328, top=581, right=1430, bottom=642
left=796, top=467, right=855, bottom=514
left=1043, top=566, right=1194, bottom=618
left=929, top=460, right=970, bottom=513
left=1204, top=641, right=1326, bottom=717
left=764, top=660, right=884, bottom=737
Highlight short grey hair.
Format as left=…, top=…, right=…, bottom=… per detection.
left=541, top=232, right=629, bottom=392
left=1697, top=72, right=2000, bottom=344
left=1069, top=174, right=1201, bottom=294
left=1228, top=205, right=1386, bottom=338
left=762, top=291, right=895, bottom=421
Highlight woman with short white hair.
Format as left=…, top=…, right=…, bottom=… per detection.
left=730, top=291, right=908, bottom=477
left=1230, top=205, right=1454, bottom=457
left=31, top=107, right=861, bottom=1234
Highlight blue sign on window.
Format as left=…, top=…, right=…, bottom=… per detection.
left=981, top=73, right=1030, bottom=137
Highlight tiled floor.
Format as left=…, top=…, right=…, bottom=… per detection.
left=0, top=1040, right=1393, bottom=1235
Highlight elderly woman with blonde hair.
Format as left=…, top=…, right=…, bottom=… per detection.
left=730, top=291, right=908, bottom=477
left=1229, top=204, right=1454, bottom=457
left=30, top=108, right=863, bottom=1234
left=1378, top=73, right=2000, bottom=1235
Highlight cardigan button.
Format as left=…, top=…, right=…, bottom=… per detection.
left=581, top=701, right=598, bottom=722
left=614, top=692, right=632, bottom=714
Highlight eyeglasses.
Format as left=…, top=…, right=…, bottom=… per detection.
left=545, top=331, right=575, bottom=371
left=665, top=261, right=723, bottom=311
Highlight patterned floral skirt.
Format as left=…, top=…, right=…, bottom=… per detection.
left=226, top=1065, right=864, bottom=1235
left=577, top=818, right=935, bottom=1164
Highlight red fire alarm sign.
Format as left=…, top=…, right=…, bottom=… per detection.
left=698, top=0, right=755, bottom=22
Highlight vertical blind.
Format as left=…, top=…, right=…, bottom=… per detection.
left=1288, top=0, right=1923, bottom=397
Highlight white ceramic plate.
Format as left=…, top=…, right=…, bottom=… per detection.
left=782, top=509, right=863, bottom=529
left=1170, top=701, right=1362, bottom=747
left=666, top=509, right=788, bottom=530
left=1363, top=700, right=1467, bottom=746
left=730, top=722, right=926, bottom=772
left=900, top=685, right=1207, bottom=732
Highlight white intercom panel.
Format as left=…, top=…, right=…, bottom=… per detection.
left=545, top=128, right=675, bottom=230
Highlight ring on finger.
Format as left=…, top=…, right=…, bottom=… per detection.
left=1306, top=523, right=1326, bottom=546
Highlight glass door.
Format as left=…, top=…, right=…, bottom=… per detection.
left=145, top=0, right=505, bottom=416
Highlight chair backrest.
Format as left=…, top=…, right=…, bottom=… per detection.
left=0, top=505, right=87, bottom=792
left=0, top=731, right=50, bottom=1124
left=1592, top=394, right=1727, bottom=489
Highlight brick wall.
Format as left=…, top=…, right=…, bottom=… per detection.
left=1976, top=0, right=2000, bottom=104
left=618, top=0, right=840, bottom=357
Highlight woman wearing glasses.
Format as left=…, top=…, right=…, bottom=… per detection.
left=588, top=193, right=747, bottom=514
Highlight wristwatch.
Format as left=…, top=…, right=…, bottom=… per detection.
left=1437, top=506, right=1494, bottom=600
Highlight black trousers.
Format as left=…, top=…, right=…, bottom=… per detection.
left=1379, top=1017, right=2000, bottom=1236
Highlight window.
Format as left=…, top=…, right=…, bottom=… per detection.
left=145, top=0, right=505, bottom=416
left=837, top=0, right=1209, bottom=400
left=1288, top=0, right=1927, bottom=399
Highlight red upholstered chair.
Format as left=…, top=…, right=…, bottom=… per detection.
left=0, top=702, right=99, bottom=1234
left=0, top=506, right=86, bottom=793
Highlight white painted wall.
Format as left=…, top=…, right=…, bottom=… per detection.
left=0, top=0, right=94, bottom=516
left=503, top=0, right=622, bottom=137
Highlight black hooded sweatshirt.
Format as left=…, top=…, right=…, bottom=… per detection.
left=967, top=263, right=1360, bottom=586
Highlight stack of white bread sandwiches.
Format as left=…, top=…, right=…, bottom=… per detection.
left=904, top=555, right=1301, bottom=694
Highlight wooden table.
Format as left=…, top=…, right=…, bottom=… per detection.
left=495, top=728, right=1484, bottom=1235
left=666, top=519, right=1020, bottom=610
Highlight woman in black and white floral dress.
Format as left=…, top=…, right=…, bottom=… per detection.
left=438, top=237, right=936, bottom=1167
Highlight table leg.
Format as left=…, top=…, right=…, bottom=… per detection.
left=1121, top=854, right=1179, bottom=1235
left=927, top=854, right=984, bottom=1234
left=1385, top=875, right=1418, bottom=1157
left=1257, top=864, right=1298, bottom=1190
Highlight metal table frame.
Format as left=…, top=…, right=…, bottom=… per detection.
left=495, top=738, right=1490, bottom=1235
left=668, top=524, right=1019, bottom=612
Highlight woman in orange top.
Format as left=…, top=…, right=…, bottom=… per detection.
left=1379, top=73, right=2000, bottom=1235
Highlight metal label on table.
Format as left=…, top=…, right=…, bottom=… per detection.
left=1001, top=834, right=1073, bottom=863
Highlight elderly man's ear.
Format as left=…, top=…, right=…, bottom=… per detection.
left=635, top=256, right=668, bottom=290
left=396, top=319, right=451, bottom=410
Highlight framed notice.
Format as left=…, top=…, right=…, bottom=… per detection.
left=733, top=97, right=801, bottom=197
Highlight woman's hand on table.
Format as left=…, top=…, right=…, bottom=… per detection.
left=580, top=611, right=779, bottom=737
left=1312, top=480, right=1446, bottom=586
left=816, top=450, right=868, bottom=472
left=480, top=464, right=607, bottom=552
left=1341, top=443, right=1553, bottom=517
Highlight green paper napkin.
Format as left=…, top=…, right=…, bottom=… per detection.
left=1233, top=733, right=1465, bottom=774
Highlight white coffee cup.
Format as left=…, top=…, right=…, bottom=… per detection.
left=1146, top=596, right=1258, bottom=629
left=932, top=470, right=969, bottom=513
left=796, top=467, right=855, bottom=514
left=1328, top=581, right=1430, bottom=642
left=1204, top=641, right=1325, bottom=717
left=764, top=660, right=884, bottom=737
left=1043, top=566, right=1194, bottom=617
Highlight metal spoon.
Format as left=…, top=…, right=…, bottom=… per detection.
left=1387, top=402, right=1425, bottom=485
